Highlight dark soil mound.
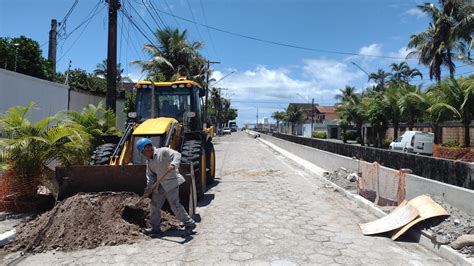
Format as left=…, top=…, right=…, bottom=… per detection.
left=6, top=192, right=181, bottom=253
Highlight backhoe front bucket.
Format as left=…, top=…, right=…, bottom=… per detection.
left=55, top=163, right=197, bottom=216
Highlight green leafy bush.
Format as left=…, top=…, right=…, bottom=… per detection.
left=440, top=140, right=460, bottom=148
left=382, top=138, right=392, bottom=148
left=312, top=131, right=327, bottom=139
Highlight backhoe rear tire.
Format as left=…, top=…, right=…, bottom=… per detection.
left=90, top=143, right=117, bottom=165
left=206, top=143, right=216, bottom=185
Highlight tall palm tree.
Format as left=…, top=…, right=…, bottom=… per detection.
left=389, top=62, right=423, bottom=84
left=407, top=0, right=473, bottom=82
left=335, top=86, right=357, bottom=103
left=286, top=105, right=304, bottom=135
left=368, top=69, right=391, bottom=92
left=132, top=27, right=206, bottom=85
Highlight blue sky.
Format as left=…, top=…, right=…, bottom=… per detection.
left=1, top=0, right=473, bottom=126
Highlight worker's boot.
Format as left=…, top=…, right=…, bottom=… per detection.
left=184, top=221, right=196, bottom=234
left=142, top=227, right=162, bottom=235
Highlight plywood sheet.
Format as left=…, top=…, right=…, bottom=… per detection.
left=391, top=195, right=449, bottom=240
left=359, top=203, right=419, bottom=235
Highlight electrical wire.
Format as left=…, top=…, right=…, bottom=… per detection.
left=140, top=0, right=164, bottom=32
left=199, top=0, right=219, bottom=58
left=163, top=0, right=180, bottom=28
left=146, top=0, right=168, bottom=30
left=57, top=2, right=106, bottom=63
left=60, top=1, right=102, bottom=41
left=125, top=0, right=157, bottom=37
left=155, top=8, right=416, bottom=60
left=185, top=0, right=209, bottom=55
left=120, top=7, right=156, bottom=48
left=57, top=0, right=79, bottom=38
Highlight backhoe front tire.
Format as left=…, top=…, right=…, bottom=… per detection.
left=181, top=141, right=206, bottom=199
left=206, top=143, right=216, bottom=185
left=90, top=143, right=117, bottom=165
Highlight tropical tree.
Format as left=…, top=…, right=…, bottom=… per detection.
left=93, top=59, right=132, bottom=84
left=335, top=87, right=366, bottom=144
left=271, top=111, right=286, bottom=132
left=365, top=93, right=391, bottom=147
left=132, top=27, right=207, bottom=85
left=0, top=36, right=52, bottom=80
left=368, top=69, right=391, bottom=92
left=398, top=85, right=426, bottom=130
left=440, top=77, right=474, bottom=146
left=407, top=0, right=473, bottom=82
left=389, top=62, right=423, bottom=84
left=286, top=104, right=304, bottom=135
left=63, top=102, right=118, bottom=149
left=0, top=103, right=90, bottom=180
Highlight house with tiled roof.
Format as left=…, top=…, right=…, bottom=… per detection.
left=286, top=103, right=340, bottom=138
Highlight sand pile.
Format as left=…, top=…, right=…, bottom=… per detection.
left=6, top=192, right=181, bottom=253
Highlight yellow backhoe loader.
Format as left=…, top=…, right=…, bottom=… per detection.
left=55, top=79, right=216, bottom=216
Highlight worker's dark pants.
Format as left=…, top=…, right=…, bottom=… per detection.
left=150, top=185, right=194, bottom=230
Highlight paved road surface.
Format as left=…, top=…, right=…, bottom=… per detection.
left=3, top=132, right=448, bottom=265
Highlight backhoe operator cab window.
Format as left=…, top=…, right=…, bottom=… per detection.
left=135, top=85, right=202, bottom=130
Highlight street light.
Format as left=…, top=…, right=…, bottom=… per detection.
left=211, top=71, right=235, bottom=87
left=13, top=43, right=20, bottom=72
left=351, top=62, right=370, bottom=77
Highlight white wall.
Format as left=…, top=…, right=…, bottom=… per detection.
left=0, top=69, right=126, bottom=131
left=0, top=69, right=69, bottom=122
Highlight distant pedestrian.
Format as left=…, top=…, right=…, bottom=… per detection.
left=136, top=138, right=196, bottom=235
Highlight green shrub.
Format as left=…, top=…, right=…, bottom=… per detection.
left=382, top=138, right=392, bottom=148
left=312, top=131, right=327, bottom=139
left=440, top=140, right=460, bottom=148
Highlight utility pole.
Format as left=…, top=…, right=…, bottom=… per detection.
left=13, top=43, right=19, bottom=72
left=256, top=106, right=259, bottom=130
left=106, top=0, right=120, bottom=113
left=48, top=19, right=58, bottom=81
left=65, top=60, right=72, bottom=85
left=311, top=98, right=315, bottom=133
left=204, top=60, right=220, bottom=128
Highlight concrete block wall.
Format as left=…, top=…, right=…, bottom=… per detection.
left=271, top=132, right=474, bottom=189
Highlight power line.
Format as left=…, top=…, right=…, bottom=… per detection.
left=185, top=0, right=209, bottom=55
left=60, top=1, right=102, bottom=41
left=163, top=0, right=180, bottom=27
left=199, top=0, right=218, bottom=58
left=57, top=2, right=106, bottom=63
left=140, top=0, right=165, bottom=32
left=57, top=0, right=79, bottom=38
left=155, top=8, right=415, bottom=60
left=120, top=7, right=156, bottom=48
left=125, top=0, right=157, bottom=37
left=146, top=0, right=168, bottom=30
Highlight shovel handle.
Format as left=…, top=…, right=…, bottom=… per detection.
left=136, top=169, right=173, bottom=204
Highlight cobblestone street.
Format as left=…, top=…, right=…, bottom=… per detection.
left=2, top=132, right=448, bottom=265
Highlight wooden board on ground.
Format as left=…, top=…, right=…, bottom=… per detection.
left=390, top=195, right=449, bottom=240
left=359, top=201, right=419, bottom=235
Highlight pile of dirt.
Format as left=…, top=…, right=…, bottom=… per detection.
left=422, top=196, right=474, bottom=256
left=6, top=192, right=181, bottom=253
left=323, top=167, right=358, bottom=192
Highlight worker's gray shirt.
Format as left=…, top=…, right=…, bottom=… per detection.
left=145, top=147, right=185, bottom=192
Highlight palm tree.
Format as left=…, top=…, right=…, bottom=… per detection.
left=389, top=62, right=423, bottom=84
left=0, top=103, right=90, bottom=180
left=398, top=86, right=426, bottom=130
left=407, top=1, right=473, bottom=82
left=368, top=69, right=391, bottom=92
left=439, top=77, right=474, bottom=147
left=286, top=105, right=304, bottom=135
left=132, top=27, right=206, bottom=84
left=271, top=111, right=286, bottom=132
left=335, top=86, right=357, bottom=103
left=335, top=87, right=366, bottom=144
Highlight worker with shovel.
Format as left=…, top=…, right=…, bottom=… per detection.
left=136, top=138, right=196, bottom=235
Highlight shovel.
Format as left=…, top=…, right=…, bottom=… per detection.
left=122, top=169, right=173, bottom=226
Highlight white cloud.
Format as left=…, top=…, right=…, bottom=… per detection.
left=404, top=8, right=426, bottom=18
left=358, top=44, right=383, bottom=57
left=303, top=59, right=364, bottom=89
left=388, top=46, right=416, bottom=61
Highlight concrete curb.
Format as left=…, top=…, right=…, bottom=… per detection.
left=252, top=132, right=473, bottom=266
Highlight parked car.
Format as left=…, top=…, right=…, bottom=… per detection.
left=229, top=122, right=237, bottom=132
left=223, top=127, right=231, bottom=135
left=389, top=131, right=434, bottom=155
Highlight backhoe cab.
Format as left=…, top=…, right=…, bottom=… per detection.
left=55, top=79, right=216, bottom=217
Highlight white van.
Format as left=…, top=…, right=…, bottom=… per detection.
left=389, top=131, right=434, bottom=155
